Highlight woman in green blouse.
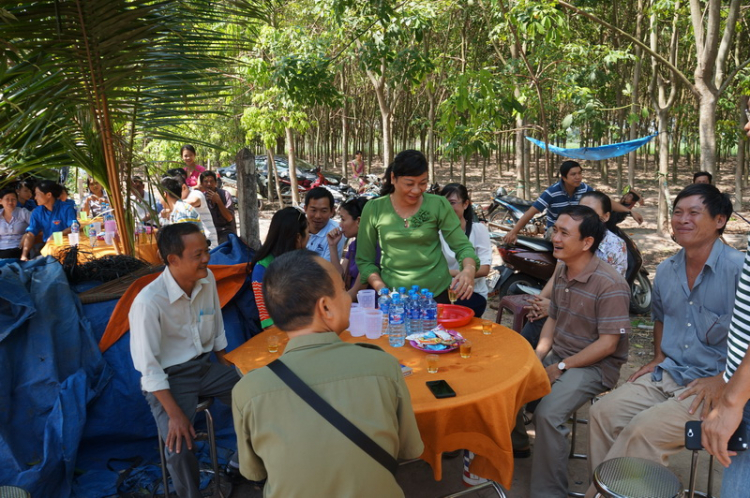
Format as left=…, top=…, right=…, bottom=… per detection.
left=356, top=150, right=479, bottom=302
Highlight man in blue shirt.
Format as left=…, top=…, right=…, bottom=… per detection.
left=304, top=187, right=344, bottom=262
left=503, top=161, right=643, bottom=245
left=21, top=180, right=76, bottom=261
left=585, top=184, right=744, bottom=497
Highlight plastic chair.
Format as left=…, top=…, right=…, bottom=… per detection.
left=496, top=294, right=531, bottom=332
left=157, top=398, right=223, bottom=498
left=592, top=457, right=682, bottom=498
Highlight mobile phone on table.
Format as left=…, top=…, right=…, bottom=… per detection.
left=426, top=380, right=456, bottom=399
left=685, top=420, right=748, bottom=451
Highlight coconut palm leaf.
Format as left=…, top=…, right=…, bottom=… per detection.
left=0, top=0, right=265, bottom=254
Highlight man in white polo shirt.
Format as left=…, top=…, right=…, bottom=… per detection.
left=129, top=223, right=239, bottom=498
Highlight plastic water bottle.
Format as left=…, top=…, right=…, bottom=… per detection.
left=378, top=288, right=391, bottom=336
left=408, top=291, right=423, bottom=336
left=398, top=286, right=407, bottom=296
left=423, top=291, right=438, bottom=332
left=70, top=219, right=80, bottom=234
left=389, top=294, right=406, bottom=347
left=88, top=227, right=97, bottom=247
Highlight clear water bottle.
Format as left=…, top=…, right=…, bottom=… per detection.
left=408, top=290, right=423, bottom=336
left=70, top=219, right=80, bottom=234
left=378, top=288, right=391, bottom=336
left=88, top=227, right=97, bottom=247
left=423, top=291, right=438, bottom=332
left=398, top=286, right=407, bottom=296
left=411, top=285, right=420, bottom=294
left=389, top=294, right=406, bottom=347
left=403, top=292, right=412, bottom=335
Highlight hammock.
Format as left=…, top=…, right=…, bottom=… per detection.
left=526, top=133, right=658, bottom=161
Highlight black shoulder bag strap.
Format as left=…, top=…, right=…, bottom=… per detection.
left=267, top=359, right=399, bottom=476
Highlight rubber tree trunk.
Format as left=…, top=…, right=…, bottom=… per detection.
left=235, top=148, right=260, bottom=250
left=286, top=127, right=300, bottom=206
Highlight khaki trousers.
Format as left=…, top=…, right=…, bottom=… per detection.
left=585, top=371, right=700, bottom=497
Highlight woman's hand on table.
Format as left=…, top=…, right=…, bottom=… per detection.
left=451, top=266, right=476, bottom=300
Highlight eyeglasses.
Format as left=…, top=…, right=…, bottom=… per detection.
left=293, top=205, right=305, bottom=221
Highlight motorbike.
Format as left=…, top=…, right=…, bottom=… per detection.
left=486, top=187, right=547, bottom=236
left=491, top=229, right=653, bottom=315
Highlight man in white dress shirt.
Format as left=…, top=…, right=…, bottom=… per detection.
left=129, top=223, right=239, bottom=498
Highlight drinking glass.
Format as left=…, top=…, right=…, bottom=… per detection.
left=52, top=231, right=64, bottom=245
left=460, top=340, right=472, bottom=359
left=266, top=334, right=280, bottom=353
left=426, top=354, right=439, bottom=374
left=448, top=287, right=457, bottom=305
left=482, top=320, right=493, bottom=335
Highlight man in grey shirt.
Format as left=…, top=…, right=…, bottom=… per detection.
left=586, top=184, right=744, bottom=497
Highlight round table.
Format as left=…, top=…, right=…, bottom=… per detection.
left=225, top=317, right=550, bottom=489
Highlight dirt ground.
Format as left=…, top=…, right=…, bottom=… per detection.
left=230, top=158, right=748, bottom=497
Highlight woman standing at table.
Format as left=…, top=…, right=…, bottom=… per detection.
left=356, top=150, right=479, bottom=302
left=247, top=207, right=309, bottom=329
left=0, top=188, right=31, bottom=259
left=180, top=144, right=206, bottom=187
left=82, top=177, right=109, bottom=218
left=20, top=181, right=76, bottom=261
left=16, top=179, right=37, bottom=212
left=439, top=183, right=492, bottom=317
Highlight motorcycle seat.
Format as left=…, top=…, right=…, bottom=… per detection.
left=516, top=235, right=554, bottom=252
left=503, top=195, right=535, bottom=207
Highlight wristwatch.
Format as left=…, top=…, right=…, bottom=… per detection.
left=557, top=361, right=567, bottom=372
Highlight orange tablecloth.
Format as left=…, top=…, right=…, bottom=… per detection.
left=225, top=318, right=551, bottom=489
left=41, top=232, right=160, bottom=265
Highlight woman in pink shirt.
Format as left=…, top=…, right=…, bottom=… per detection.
left=180, top=144, right=206, bottom=187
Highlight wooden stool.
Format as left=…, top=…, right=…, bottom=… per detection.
left=593, top=457, right=682, bottom=498
left=496, top=294, right=531, bottom=332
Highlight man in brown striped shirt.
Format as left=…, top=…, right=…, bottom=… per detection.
left=520, top=205, right=631, bottom=497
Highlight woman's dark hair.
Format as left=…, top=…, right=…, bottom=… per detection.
left=15, top=179, right=35, bottom=192
left=340, top=197, right=368, bottom=220
left=439, top=183, right=472, bottom=225
left=36, top=180, right=63, bottom=199
left=0, top=188, right=18, bottom=200
left=580, top=191, right=616, bottom=232
left=380, top=149, right=428, bottom=196
left=180, top=144, right=197, bottom=156
left=165, top=167, right=188, bottom=180
left=161, top=176, right=184, bottom=199
left=247, top=207, right=308, bottom=273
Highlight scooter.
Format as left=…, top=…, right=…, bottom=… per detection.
left=491, top=230, right=653, bottom=315
left=486, top=187, right=546, bottom=236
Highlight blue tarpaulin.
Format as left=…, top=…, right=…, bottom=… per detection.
left=526, top=133, right=658, bottom=161
left=0, top=257, right=112, bottom=497
left=0, top=235, right=259, bottom=497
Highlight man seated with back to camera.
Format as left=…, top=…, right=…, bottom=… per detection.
left=584, top=183, right=744, bottom=498
left=508, top=205, right=631, bottom=497
left=232, top=250, right=424, bottom=498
